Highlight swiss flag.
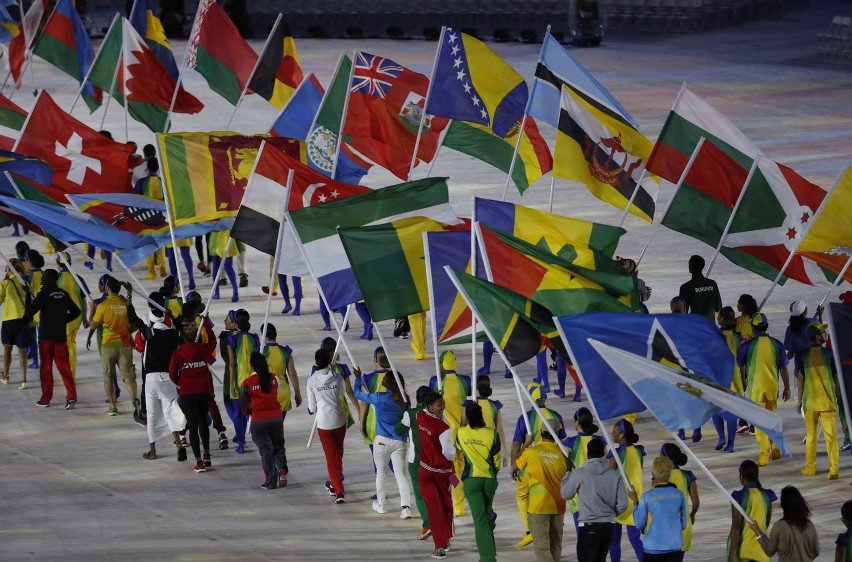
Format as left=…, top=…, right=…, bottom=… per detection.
left=14, top=90, right=134, bottom=194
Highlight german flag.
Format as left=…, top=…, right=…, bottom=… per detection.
left=248, top=18, right=304, bottom=109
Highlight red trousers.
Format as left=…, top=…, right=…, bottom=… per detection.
left=318, top=425, right=346, bottom=494
left=419, top=468, right=454, bottom=548
left=40, top=340, right=76, bottom=404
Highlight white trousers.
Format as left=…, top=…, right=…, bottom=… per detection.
left=373, top=435, right=411, bottom=508
left=145, top=372, right=186, bottom=444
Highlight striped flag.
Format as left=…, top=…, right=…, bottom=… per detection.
left=0, top=94, right=26, bottom=151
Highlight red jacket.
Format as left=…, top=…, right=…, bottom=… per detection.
left=168, top=324, right=216, bottom=396
left=240, top=373, right=281, bottom=421
left=417, top=409, right=454, bottom=473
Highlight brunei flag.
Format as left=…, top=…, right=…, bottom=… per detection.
left=248, top=18, right=304, bottom=109
left=554, top=86, right=658, bottom=222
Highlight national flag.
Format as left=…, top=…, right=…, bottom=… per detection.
left=306, top=54, right=371, bottom=185
left=720, top=158, right=828, bottom=285
left=128, top=0, right=178, bottom=79
left=270, top=73, right=324, bottom=141
left=660, top=138, right=751, bottom=248
left=474, top=197, right=625, bottom=259
left=231, top=141, right=371, bottom=255
left=589, top=339, right=790, bottom=454
left=443, top=118, right=552, bottom=194
left=287, top=177, right=460, bottom=310
left=15, top=91, right=134, bottom=195
left=529, top=30, right=637, bottom=129
left=646, top=87, right=760, bottom=185
left=827, top=303, right=852, bottom=445
left=0, top=4, right=20, bottom=43
left=32, top=0, right=102, bottom=111
left=554, top=86, right=658, bottom=222
left=340, top=217, right=451, bottom=321
left=158, top=132, right=305, bottom=226
left=427, top=27, right=527, bottom=138
left=343, top=51, right=447, bottom=179
left=0, top=94, right=27, bottom=150
left=8, top=0, right=44, bottom=87
left=796, top=167, right=852, bottom=283
left=247, top=17, right=303, bottom=109
left=0, top=150, right=53, bottom=196
left=556, top=312, right=735, bottom=419
left=0, top=173, right=61, bottom=235
left=184, top=1, right=257, bottom=105
left=478, top=224, right=637, bottom=312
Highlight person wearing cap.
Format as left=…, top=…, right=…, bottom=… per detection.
left=429, top=350, right=471, bottom=517
left=796, top=322, right=840, bottom=479
left=56, top=256, right=88, bottom=378
left=511, top=383, right=567, bottom=548
left=561, top=438, right=628, bottom=562
left=784, top=300, right=823, bottom=382
left=678, top=255, right=722, bottom=322
left=737, top=312, right=790, bottom=466
left=564, top=407, right=607, bottom=532
left=628, top=456, right=687, bottom=562
left=517, top=427, right=568, bottom=562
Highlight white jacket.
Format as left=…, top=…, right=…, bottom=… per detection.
left=307, top=367, right=346, bottom=430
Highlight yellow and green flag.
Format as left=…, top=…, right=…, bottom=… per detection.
left=797, top=166, right=852, bottom=284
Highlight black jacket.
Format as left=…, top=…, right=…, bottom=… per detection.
left=26, top=284, right=81, bottom=342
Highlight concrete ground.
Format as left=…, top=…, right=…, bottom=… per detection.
left=1, top=2, right=851, bottom=560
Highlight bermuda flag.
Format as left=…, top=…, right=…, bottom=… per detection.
left=0, top=93, right=26, bottom=151
left=231, top=141, right=371, bottom=255
left=15, top=90, right=133, bottom=194
left=288, top=177, right=460, bottom=310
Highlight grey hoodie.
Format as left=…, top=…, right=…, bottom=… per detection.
left=560, top=457, right=628, bottom=524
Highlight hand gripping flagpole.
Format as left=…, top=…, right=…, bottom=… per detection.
left=407, top=26, right=445, bottom=180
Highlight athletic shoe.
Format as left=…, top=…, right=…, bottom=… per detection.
left=477, top=366, right=489, bottom=376
left=714, top=438, right=726, bottom=451
left=177, top=447, right=188, bottom=462
left=431, top=548, right=447, bottom=559
left=334, top=493, right=345, bottom=504
left=400, top=506, right=411, bottom=520
left=0, top=376, right=8, bottom=384
left=36, top=400, right=49, bottom=408
left=736, top=425, right=750, bottom=435
left=372, top=500, right=387, bottom=514
left=692, top=428, right=702, bottom=442
left=239, top=273, right=248, bottom=288
left=677, top=429, right=686, bottom=440
left=370, top=494, right=378, bottom=500
left=800, top=467, right=816, bottom=477
left=193, top=461, right=206, bottom=473
left=842, top=441, right=851, bottom=452
left=771, top=448, right=782, bottom=461
left=748, top=426, right=755, bottom=436
left=64, top=400, right=76, bottom=410
left=203, top=452, right=212, bottom=468
left=107, top=406, right=118, bottom=416
left=724, top=442, right=735, bottom=453
left=133, top=414, right=146, bottom=427
left=181, top=436, right=188, bottom=446
left=416, top=528, right=432, bottom=540
left=132, top=398, right=141, bottom=419
left=19, top=381, right=28, bottom=389
left=829, top=472, right=839, bottom=480
left=218, top=431, right=229, bottom=450
left=278, top=468, right=288, bottom=488
left=517, top=533, right=533, bottom=547
left=324, top=480, right=336, bottom=496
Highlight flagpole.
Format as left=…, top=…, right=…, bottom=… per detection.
left=819, top=255, right=852, bottom=307
left=268, top=70, right=314, bottom=134
left=759, top=167, right=845, bottom=310
left=122, top=28, right=130, bottom=142
left=157, top=142, right=187, bottom=302
left=15, top=0, right=35, bottom=95
left=617, top=169, right=646, bottom=228
left=825, top=305, right=852, bottom=457
left=308, top=54, right=343, bottom=137
left=113, top=252, right=151, bottom=301
left=164, top=0, right=209, bottom=133
left=425, top=124, right=448, bottom=179
left=330, top=51, right=356, bottom=180
left=69, top=12, right=120, bottom=115
left=547, top=176, right=556, bottom=213
left=259, top=168, right=293, bottom=352
left=10, top=88, right=40, bottom=152
left=422, top=231, right=443, bottom=392
left=636, top=137, right=706, bottom=267
left=407, top=26, right=446, bottom=180
left=372, top=321, right=410, bottom=402
left=556, top=327, right=633, bottom=490
left=56, top=249, right=94, bottom=304
left=99, top=50, right=122, bottom=130
left=225, top=13, right=282, bottom=131
left=196, top=237, right=232, bottom=341
left=705, top=155, right=762, bottom=277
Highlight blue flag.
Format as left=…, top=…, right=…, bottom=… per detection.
left=529, top=30, right=636, bottom=129
left=0, top=151, right=53, bottom=196
left=270, top=73, right=324, bottom=142
left=589, top=339, right=791, bottom=455
left=129, top=0, right=179, bottom=79
left=557, top=312, right=734, bottom=419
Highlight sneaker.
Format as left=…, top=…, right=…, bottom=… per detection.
left=193, top=461, right=206, bottom=473
left=416, top=528, right=432, bottom=540
left=181, top=436, right=188, bottom=446
left=370, top=494, right=378, bottom=500
left=107, top=406, right=118, bottom=416
left=748, top=426, right=755, bottom=436
left=177, top=447, right=187, bottom=462
left=829, top=472, right=839, bottom=480
left=692, top=428, right=702, bottom=443
left=278, top=468, right=288, bottom=488
left=203, top=452, right=212, bottom=468
left=724, top=442, right=735, bottom=453
left=842, top=441, right=851, bottom=452
left=334, top=493, right=345, bottom=504
left=0, top=376, right=8, bottom=384
left=64, top=400, right=76, bottom=410
left=372, top=500, right=387, bottom=514
left=324, top=480, right=336, bottom=496
left=400, top=506, right=412, bottom=520
left=133, top=414, right=147, bottom=427
left=714, top=438, right=726, bottom=451
left=36, top=400, right=49, bottom=408
left=517, top=532, right=533, bottom=547
left=736, top=425, right=750, bottom=435
left=800, top=467, right=816, bottom=477
left=757, top=456, right=768, bottom=467
left=19, top=381, right=28, bottom=389
left=431, top=548, right=447, bottom=559
left=218, top=431, right=229, bottom=450
left=132, top=398, right=141, bottom=419
left=771, top=448, right=782, bottom=461
left=239, top=273, right=248, bottom=288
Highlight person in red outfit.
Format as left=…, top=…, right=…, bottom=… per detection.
left=417, top=391, right=456, bottom=559
left=169, top=320, right=217, bottom=472
left=240, top=352, right=288, bottom=490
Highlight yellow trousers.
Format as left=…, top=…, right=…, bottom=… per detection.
left=515, top=469, right=530, bottom=532
left=66, top=325, right=79, bottom=377
left=804, top=410, right=838, bottom=474
left=146, top=248, right=166, bottom=277
left=755, top=399, right=780, bottom=462
left=408, top=312, right=426, bottom=360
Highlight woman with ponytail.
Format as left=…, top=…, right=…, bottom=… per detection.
left=728, top=460, right=776, bottom=562
left=661, top=443, right=700, bottom=556
left=564, top=407, right=605, bottom=532
left=240, top=352, right=287, bottom=490
left=463, top=376, right=508, bottom=468
left=608, top=419, right=645, bottom=562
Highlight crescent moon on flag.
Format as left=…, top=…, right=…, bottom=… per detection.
left=302, top=182, right=326, bottom=207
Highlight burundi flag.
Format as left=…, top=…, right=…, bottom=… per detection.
left=270, top=73, right=324, bottom=142
left=128, top=0, right=178, bottom=79
left=427, top=27, right=527, bottom=138
left=32, top=0, right=102, bottom=111
left=796, top=167, right=852, bottom=284
left=158, top=132, right=305, bottom=226
left=554, top=86, right=658, bottom=222
left=529, top=29, right=636, bottom=129
left=287, top=177, right=460, bottom=310
left=557, top=312, right=736, bottom=419
left=0, top=93, right=26, bottom=151
left=443, top=118, right=552, bottom=194
left=589, top=339, right=790, bottom=454
left=184, top=1, right=257, bottom=106
left=0, top=150, right=52, bottom=196
left=247, top=17, right=304, bottom=109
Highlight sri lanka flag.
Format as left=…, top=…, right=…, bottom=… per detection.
left=128, top=0, right=178, bottom=79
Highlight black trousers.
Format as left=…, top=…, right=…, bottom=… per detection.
left=577, top=522, right=614, bottom=562
left=250, top=417, right=288, bottom=487
left=643, top=551, right=684, bottom=562
left=180, top=393, right=211, bottom=459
